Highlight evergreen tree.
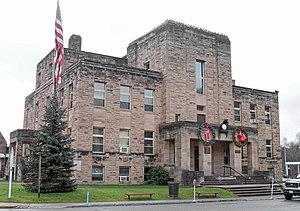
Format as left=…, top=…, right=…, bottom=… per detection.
left=23, top=96, right=77, bottom=193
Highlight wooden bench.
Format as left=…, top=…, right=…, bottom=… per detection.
left=196, top=192, right=219, bottom=198
left=125, top=192, right=155, bottom=199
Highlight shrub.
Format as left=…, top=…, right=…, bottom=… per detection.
left=146, top=165, right=169, bottom=185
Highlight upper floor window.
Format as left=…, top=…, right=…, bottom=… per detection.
left=92, top=166, right=104, bottom=181
left=120, top=86, right=131, bottom=109
left=119, top=129, right=130, bottom=153
left=144, top=89, right=154, bottom=112
left=196, top=60, right=204, bottom=94
left=234, top=101, right=241, bottom=121
left=37, top=72, right=41, bottom=87
left=250, top=104, right=257, bottom=122
left=93, top=128, right=104, bottom=154
left=265, top=106, right=271, bottom=124
left=144, top=62, right=150, bottom=70
left=69, top=83, right=74, bottom=108
left=94, top=82, right=105, bottom=107
left=266, top=139, right=272, bottom=159
left=144, top=131, right=154, bottom=155
left=197, top=105, right=205, bottom=112
left=197, top=114, right=206, bottom=125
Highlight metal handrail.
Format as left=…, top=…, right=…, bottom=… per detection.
left=222, top=165, right=247, bottom=184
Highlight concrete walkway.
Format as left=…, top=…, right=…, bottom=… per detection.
left=0, top=194, right=285, bottom=209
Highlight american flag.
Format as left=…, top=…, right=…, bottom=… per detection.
left=54, top=0, right=64, bottom=86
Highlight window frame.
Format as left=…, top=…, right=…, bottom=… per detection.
left=266, top=139, right=272, bottom=159
left=250, top=103, right=257, bottom=121
left=144, top=131, right=154, bottom=155
left=69, top=83, right=74, bottom=108
left=119, top=129, right=130, bottom=153
left=94, top=82, right=106, bottom=107
left=93, top=128, right=104, bottom=154
left=119, top=166, right=130, bottom=182
left=120, top=85, right=131, bottom=109
left=265, top=106, right=271, bottom=124
left=92, top=166, right=104, bottom=181
left=234, top=101, right=241, bottom=121
left=196, top=60, right=204, bottom=94
left=144, top=89, right=154, bottom=112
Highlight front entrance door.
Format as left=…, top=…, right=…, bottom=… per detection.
left=194, top=146, right=199, bottom=171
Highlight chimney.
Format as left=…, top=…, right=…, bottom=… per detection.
left=68, top=34, right=82, bottom=51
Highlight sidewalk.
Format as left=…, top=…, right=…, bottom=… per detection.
left=0, top=195, right=284, bottom=209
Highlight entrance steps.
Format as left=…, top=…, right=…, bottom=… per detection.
left=202, top=175, right=283, bottom=197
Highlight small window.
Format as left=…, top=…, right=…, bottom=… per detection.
left=144, top=89, right=154, bottom=112
left=94, top=82, right=105, bottom=107
left=120, top=86, right=131, bottom=109
left=266, top=139, right=272, bottom=159
left=175, top=114, right=180, bottom=122
left=197, top=105, right=205, bottom=112
left=144, top=62, right=150, bottom=70
left=92, top=166, right=104, bottom=181
left=93, top=128, right=104, bottom=154
left=144, top=131, right=154, bottom=155
left=197, top=114, right=205, bottom=125
left=234, top=101, right=241, bottom=121
left=265, top=106, right=271, bottom=124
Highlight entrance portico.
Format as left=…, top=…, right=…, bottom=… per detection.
left=160, top=121, right=258, bottom=183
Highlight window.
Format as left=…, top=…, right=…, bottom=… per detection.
left=60, top=89, right=64, bottom=107
left=196, top=60, right=204, bottom=94
left=93, top=128, right=104, bottom=154
left=69, top=83, right=74, bottom=108
left=234, top=101, right=241, bottom=121
left=266, top=139, right=272, bottom=159
left=92, top=166, right=104, bottom=181
left=119, top=129, right=130, bottom=153
left=120, top=86, right=131, bottom=109
left=197, top=105, right=205, bottom=112
left=265, top=106, right=271, bottom=124
left=37, top=72, right=41, bottom=87
left=144, top=131, right=154, bottom=155
left=144, top=62, right=150, bottom=70
left=250, top=104, right=256, bottom=122
left=119, top=166, right=130, bottom=182
left=94, top=82, right=105, bottom=107
left=175, top=114, right=180, bottom=122
left=197, top=114, right=206, bottom=125
left=144, top=89, right=154, bottom=112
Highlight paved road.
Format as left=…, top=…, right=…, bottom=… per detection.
left=1, top=197, right=300, bottom=211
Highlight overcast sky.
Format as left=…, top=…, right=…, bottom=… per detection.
left=0, top=0, right=299, bottom=144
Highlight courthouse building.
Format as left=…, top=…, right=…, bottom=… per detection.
left=11, top=20, right=282, bottom=184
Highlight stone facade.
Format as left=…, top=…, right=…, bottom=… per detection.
left=0, top=132, right=7, bottom=177
left=12, top=20, right=281, bottom=184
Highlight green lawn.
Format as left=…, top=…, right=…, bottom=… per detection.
left=0, top=182, right=237, bottom=203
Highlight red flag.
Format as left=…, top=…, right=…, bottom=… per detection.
left=204, top=123, right=211, bottom=141
left=54, top=0, right=64, bottom=86
left=238, top=129, right=247, bottom=142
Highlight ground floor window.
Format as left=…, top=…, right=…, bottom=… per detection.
left=92, top=166, right=104, bottom=181
left=119, top=166, right=130, bottom=182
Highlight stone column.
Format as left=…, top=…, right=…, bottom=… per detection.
left=230, top=142, right=242, bottom=174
